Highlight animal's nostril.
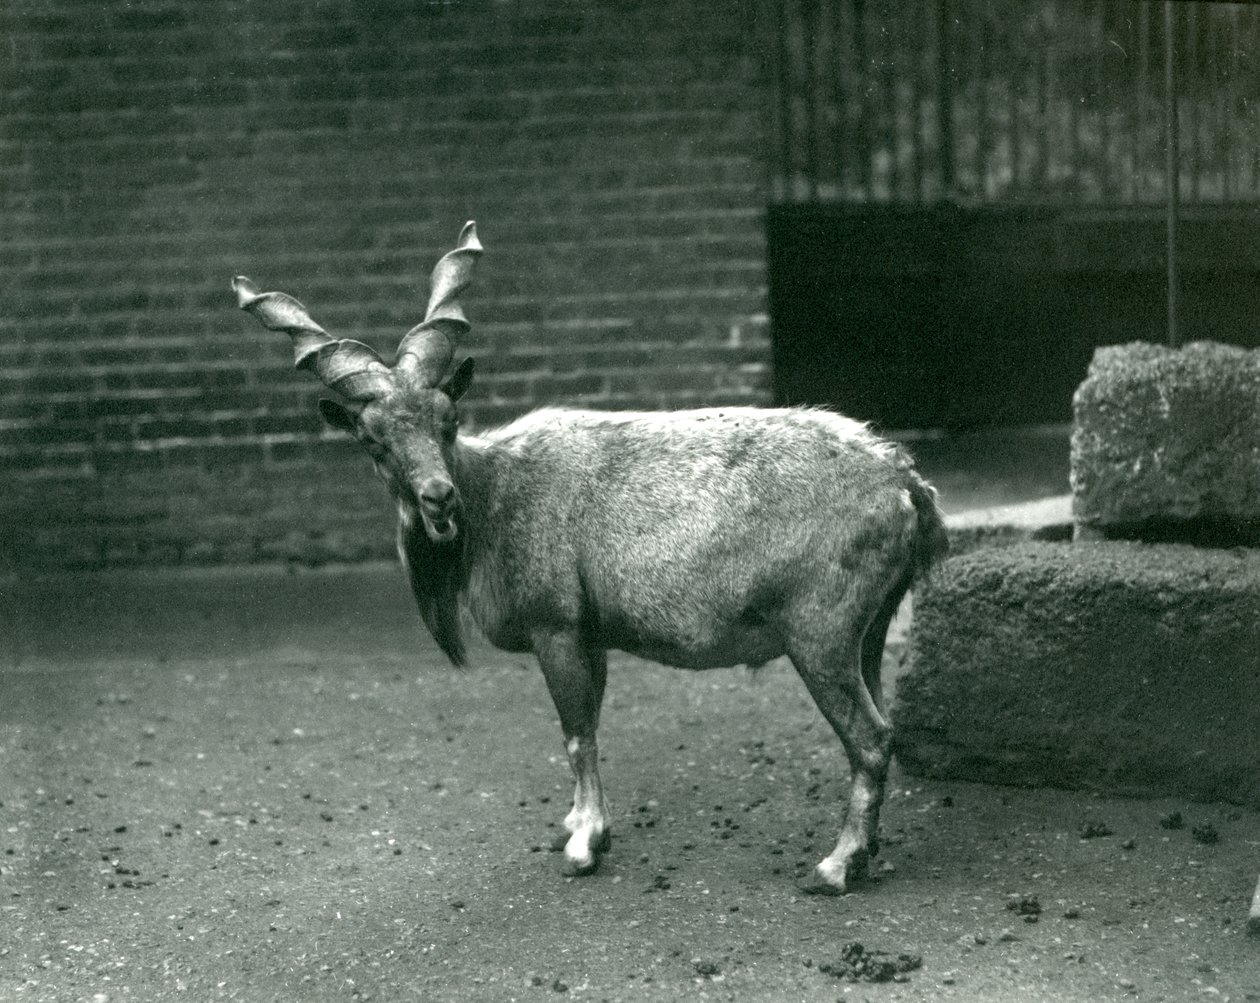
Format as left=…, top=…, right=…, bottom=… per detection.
left=419, top=479, right=455, bottom=507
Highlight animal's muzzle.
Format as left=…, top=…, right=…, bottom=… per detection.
left=417, top=477, right=459, bottom=543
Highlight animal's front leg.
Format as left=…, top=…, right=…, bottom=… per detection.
left=534, top=632, right=612, bottom=877
left=555, top=733, right=612, bottom=875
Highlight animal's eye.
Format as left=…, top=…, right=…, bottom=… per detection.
left=433, top=405, right=458, bottom=441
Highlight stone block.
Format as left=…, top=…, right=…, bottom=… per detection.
left=1071, top=340, right=1260, bottom=543
left=894, top=541, right=1260, bottom=808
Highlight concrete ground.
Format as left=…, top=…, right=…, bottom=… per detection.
left=3, top=428, right=1258, bottom=1002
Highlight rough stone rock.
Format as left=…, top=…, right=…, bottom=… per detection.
left=894, top=541, right=1260, bottom=808
left=1071, top=341, right=1260, bottom=544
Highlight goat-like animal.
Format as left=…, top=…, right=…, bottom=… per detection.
left=233, top=223, right=948, bottom=894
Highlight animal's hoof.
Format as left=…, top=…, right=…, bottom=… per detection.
left=561, top=854, right=601, bottom=877
left=796, top=870, right=846, bottom=896
left=554, top=827, right=611, bottom=876
left=550, top=830, right=612, bottom=854
left=848, top=850, right=872, bottom=882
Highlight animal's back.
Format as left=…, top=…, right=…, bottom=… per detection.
left=486, top=403, right=922, bottom=508
left=468, top=406, right=941, bottom=667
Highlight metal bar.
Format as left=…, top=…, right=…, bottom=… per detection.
left=1093, top=0, right=1107, bottom=201
left=773, top=0, right=793, bottom=202
left=979, top=3, right=991, bottom=197
left=1045, top=0, right=1059, bottom=193
left=1065, top=3, right=1080, bottom=196
left=1128, top=3, right=1141, bottom=200
left=803, top=0, right=820, bottom=201
left=1187, top=0, right=1199, bottom=203
left=1251, top=10, right=1260, bottom=197
left=1009, top=10, right=1022, bottom=195
left=821, top=0, right=842, bottom=200
left=937, top=0, right=954, bottom=199
left=854, top=0, right=870, bottom=198
left=1138, top=1, right=1150, bottom=200
left=834, top=0, right=854, bottom=200
left=1113, top=2, right=1130, bottom=201
left=1252, top=10, right=1260, bottom=197
left=1222, top=8, right=1236, bottom=200
left=885, top=3, right=900, bottom=200
left=1165, top=0, right=1180, bottom=347
left=907, top=3, right=922, bottom=201
left=1034, top=4, right=1049, bottom=192
left=835, top=0, right=856, bottom=199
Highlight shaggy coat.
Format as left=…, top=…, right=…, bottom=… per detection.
left=234, top=223, right=948, bottom=894
left=406, top=406, right=945, bottom=672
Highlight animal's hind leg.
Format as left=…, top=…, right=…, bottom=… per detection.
left=860, top=576, right=908, bottom=722
left=534, top=631, right=612, bottom=877
left=789, top=609, right=895, bottom=895
left=852, top=575, right=912, bottom=858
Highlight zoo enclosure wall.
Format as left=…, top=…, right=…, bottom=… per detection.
left=6, top=0, right=1260, bottom=572
left=1, top=0, right=772, bottom=571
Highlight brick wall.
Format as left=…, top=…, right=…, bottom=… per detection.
left=1, top=0, right=771, bottom=570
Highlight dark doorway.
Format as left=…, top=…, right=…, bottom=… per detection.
left=767, top=1, right=1260, bottom=430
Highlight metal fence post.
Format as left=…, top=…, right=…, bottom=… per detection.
left=1165, top=0, right=1181, bottom=347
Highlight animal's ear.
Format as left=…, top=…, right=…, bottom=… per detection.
left=318, top=397, right=359, bottom=435
left=441, top=356, right=476, bottom=402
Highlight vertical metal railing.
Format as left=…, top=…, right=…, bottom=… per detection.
left=1165, top=0, right=1180, bottom=347
left=770, top=0, right=1260, bottom=207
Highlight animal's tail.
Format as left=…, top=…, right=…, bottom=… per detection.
left=907, top=474, right=949, bottom=580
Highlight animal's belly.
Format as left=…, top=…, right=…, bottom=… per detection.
left=614, top=623, right=786, bottom=671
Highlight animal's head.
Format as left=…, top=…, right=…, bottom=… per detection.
left=233, top=223, right=482, bottom=544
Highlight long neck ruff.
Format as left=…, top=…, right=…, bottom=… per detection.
left=399, top=502, right=469, bottom=667
left=397, top=438, right=501, bottom=667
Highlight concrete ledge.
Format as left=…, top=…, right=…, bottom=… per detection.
left=1071, top=341, right=1260, bottom=543
left=895, top=540, right=1260, bottom=808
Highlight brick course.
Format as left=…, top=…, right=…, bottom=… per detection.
left=1, top=0, right=771, bottom=570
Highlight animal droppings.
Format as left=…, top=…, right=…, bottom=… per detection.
left=1191, top=823, right=1219, bottom=845
left=816, top=942, right=922, bottom=983
left=1006, top=894, right=1042, bottom=917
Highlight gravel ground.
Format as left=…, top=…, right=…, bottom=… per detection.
left=3, top=561, right=1258, bottom=1002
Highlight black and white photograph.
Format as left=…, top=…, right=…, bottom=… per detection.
left=3, top=1, right=1259, bottom=999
